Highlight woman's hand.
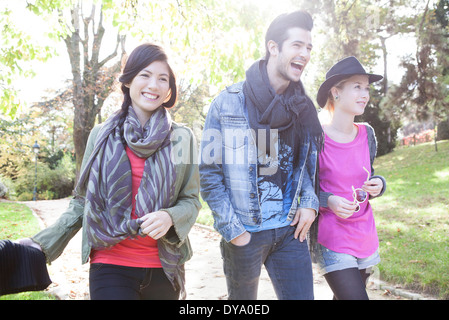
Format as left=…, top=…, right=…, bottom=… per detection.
left=362, top=178, right=383, bottom=197
left=328, top=195, right=358, bottom=219
left=139, top=211, right=173, bottom=240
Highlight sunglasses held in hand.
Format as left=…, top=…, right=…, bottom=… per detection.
left=351, top=166, right=370, bottom=212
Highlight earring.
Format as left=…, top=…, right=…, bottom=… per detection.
left=335, top=96, right=339, bottom=100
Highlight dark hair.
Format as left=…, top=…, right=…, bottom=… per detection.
left=264, top=10, right=313, bottom=59
left=118, top=43, right=177, bottom=115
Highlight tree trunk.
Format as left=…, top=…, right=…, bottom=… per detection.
left=379, top=36, right=389, bottom=95
left=62, top=3, right=125, bottom=179
left=434, top=122, right=438, bottom=152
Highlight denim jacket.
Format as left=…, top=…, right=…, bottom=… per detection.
left=199, top=82, right=319, bottom=242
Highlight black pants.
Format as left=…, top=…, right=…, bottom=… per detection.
left=89, top=263, right=179, bottom=300
left=324, top=267, right=372, bottom=300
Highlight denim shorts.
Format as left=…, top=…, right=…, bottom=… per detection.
left=316, top=244, right=380, bottom=274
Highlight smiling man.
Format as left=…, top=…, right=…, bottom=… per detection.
left=265, top=27, right=313, bottom=93
left=199, top=10, right=324, bottom=300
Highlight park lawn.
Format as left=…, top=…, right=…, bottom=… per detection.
left=196, top=197, right=215, bottom=227
left=372, top=140, right=449, bottom=299
left=0, top=201, right=56, bottom=300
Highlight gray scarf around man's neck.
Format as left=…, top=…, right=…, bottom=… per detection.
left=243, top=59, right=324, bottom=162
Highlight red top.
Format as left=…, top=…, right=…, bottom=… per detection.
left=89, top=146, right=162, bottom=268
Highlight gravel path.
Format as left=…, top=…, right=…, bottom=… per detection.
left=22, top=198, right=411, bottom=300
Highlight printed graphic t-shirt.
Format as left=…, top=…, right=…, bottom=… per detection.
left=245, top=136, right=293, bottom=232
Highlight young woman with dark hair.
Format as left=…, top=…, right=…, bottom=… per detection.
left=18, top=43, right=200, bottom=300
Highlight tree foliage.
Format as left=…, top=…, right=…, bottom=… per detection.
left=0, top=83, right=75, bottom=199
left=16, top=0, right=269, bottom=177
left=299, top=0, right=408, bottom=155
left=382, top=0, right=449, bottom=150
left=0, top=7, right=53, bottom=117
left=25, top=0, right=128, bottom=176
left=2, top=0, right=448, bottom=181
left=0, top=115, right=35, bottom=180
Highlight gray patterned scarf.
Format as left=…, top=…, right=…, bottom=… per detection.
left=74, top=106, right=176, bottom=249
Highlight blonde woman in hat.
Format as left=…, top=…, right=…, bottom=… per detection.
left=311, top=56, right=387, bottom=300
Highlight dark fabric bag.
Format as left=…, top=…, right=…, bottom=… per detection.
left=0, top=240, right=52, bottom=295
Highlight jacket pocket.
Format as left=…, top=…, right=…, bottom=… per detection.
left=221, top=116, right=250, bottom=150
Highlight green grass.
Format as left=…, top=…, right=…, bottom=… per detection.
left=0, top=201, right=56, bottom=300
left=196, top=197, right=215, bottom=227
left=0, top=202, right=41, bottom=240
left=372, top=140, right=449, bottom=299
left=0, top=291, right=55, bottom=300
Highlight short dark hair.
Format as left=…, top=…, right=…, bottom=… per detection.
left=119, top=43, right=177, bottom=113
left=265, top=10, right=313, bottom=59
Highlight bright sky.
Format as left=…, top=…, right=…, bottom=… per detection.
left=3, top=0, right=416, bottom=111
left=2, top=0, right=70, bottom=105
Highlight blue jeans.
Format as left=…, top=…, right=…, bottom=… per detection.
left=220, top=225, right=314, bottom=300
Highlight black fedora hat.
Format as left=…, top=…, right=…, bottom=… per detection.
left=316, top=56, right=383, bottom=108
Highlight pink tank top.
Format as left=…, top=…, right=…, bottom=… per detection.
left=318, top=124, right=378, bottom=258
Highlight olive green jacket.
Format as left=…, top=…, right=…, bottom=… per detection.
left=32, top=121, right=201, bottom=271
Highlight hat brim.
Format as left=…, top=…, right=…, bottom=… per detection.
left=316, top=73, right=383, bottom=108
